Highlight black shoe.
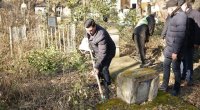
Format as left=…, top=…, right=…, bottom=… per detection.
left=100, top=81, right=111, bottom=86
left=90, top=83, right=99, bottom=88
left=171, top=90, right=179, bottom=96
left=140, top=60, right=152, bottom=68
left=104, top=91, right=110, bottom=99
left=107, top=81, right=111, bottom=85
left=103, top=84, right=110, bottom=99
left=187, top=81, right=193, bottom=86
left=181, top=76, right=186, bottom=81
left=159, top=85, right=168, bottom=92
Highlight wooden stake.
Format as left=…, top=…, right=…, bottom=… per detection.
left=43, top=30, right=45, bottom=48
left=59, top=29, right=61, bottom=51
left=47, top=29, right=49, bottom=47
left=40, top=28, right=42, bottom=48
left=62, top=28, right=66, bottom=53
left=67, top=25, right=70, bottom=52
left=55, top=28, right=58, bottom=49
left=50, top=28, right=53, bottom=46
left=9, top=27, right=13, bottom=57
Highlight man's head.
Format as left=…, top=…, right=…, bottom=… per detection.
left=180, top=0, right=193, bottom=12
left=84, top=18, right=96, bottom=36
left=163, top=0, right=179, bottom=15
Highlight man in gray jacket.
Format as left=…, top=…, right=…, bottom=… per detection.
left=85, top=18, right=116, bottom=99
left=159, top=0, right=187, bottom=96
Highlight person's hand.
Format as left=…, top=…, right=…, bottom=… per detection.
left=93, top=68, right=99, bottom=75
left=89, top=68, right=99, bottom=76
left=172, top=53, right=177, bottom=61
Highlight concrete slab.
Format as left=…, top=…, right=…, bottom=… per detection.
left=110, top=56, right=140, bottom=80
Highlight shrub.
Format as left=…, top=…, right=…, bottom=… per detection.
left=28, top=47, right=88, bottom=75
left=28, top=47, right=62, bottom=75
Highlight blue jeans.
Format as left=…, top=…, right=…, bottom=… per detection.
left=162, top=57, right=181, bottom=92
left=181, top=47, right=194, bottom=82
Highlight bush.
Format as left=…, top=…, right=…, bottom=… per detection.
left=28, top=47, right=88, bottom=75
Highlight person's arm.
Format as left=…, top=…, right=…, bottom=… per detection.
left=94, top=32, right=107, bottom=70
left=192, top=10, right=200, bottom=28
left=192, top=10, right=200, bottom=45
left=161, top=16, right=170, bottom=39
left=193, top=25, right=200, bottom=46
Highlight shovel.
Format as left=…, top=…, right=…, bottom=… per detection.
left=89, top=49, right=105, bottom=100
left=79, top=37, right=105, bottom=100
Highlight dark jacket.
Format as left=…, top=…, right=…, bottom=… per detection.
left=86, top=24, right=116, bottom=69
left=163, top=11, right=187, bottom=58
left=186, top=9, right=200, bottom=45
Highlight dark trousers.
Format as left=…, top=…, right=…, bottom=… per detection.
left=133, top=25, right=149, bottom=64
left=98, top=57, right=113, bottom=99
left=162, top=57, right=181, bottom=92
left=181, top=47, right=194, bottom=82
left=98, top=57, right=113, bottom=85
left=134, top=34, right=146, bottom=64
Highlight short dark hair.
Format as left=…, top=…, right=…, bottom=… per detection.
left=84, top=18, right=96, bottom=28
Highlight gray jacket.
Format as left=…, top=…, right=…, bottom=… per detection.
left=163, top=11, right=187, bottom=58
left=86, top=24, right=116, bottom=69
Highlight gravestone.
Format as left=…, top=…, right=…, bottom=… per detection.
left=117, top=68, right=159, bottom=104
left=48, top=16, right=57, bottom=27
left=11, top=25, right=27, bottom=42
left=108, top=28, right=120, bottom=57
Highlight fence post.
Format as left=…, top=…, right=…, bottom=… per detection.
left=40, top=28, right=42, bottom=48
left=9, top=27, right=13, bottom=57
left=67, top=24, right=70, bottom=53
left=50, top=28, right=53, bottom=46
left=55, top=28, right=58, bottom=49
left=59, top=29, right=61, bottom=51
left=47, top=29, right=49, bottom=47
left=71, top=23, right=76, bottom=52
left=62, top=28, right=66, bottom=53
left=43, top=30, right=45, bottom=48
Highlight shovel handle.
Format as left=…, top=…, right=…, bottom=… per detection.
left=89, top=49, right=105, bottom=99
left=95, top=74, right=104, bottom=99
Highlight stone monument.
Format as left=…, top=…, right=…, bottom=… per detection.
left=117, top=68, right=159, bottom=104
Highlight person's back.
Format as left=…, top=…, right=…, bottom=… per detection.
left=132, top=14, right=155, bottom=67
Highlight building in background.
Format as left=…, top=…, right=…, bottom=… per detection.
left=116, top=0, right=168, bottom=22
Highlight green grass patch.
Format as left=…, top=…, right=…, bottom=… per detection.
left=96, top=91, right=198, bottom=110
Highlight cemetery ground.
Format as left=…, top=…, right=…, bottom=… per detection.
left=0, top=33, right=200, bottom=109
